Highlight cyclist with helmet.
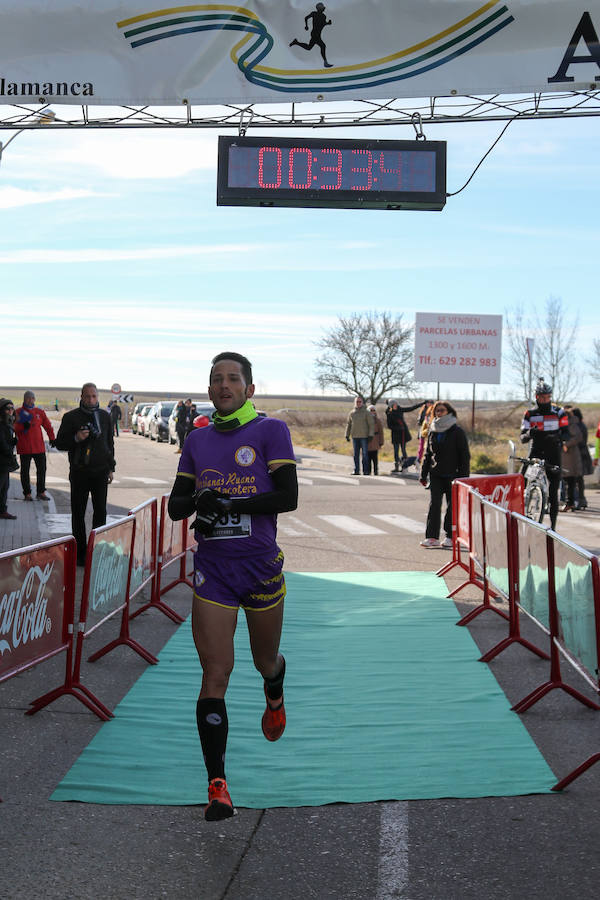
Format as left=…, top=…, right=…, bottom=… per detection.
left=520, top=379, right=570, bottom=529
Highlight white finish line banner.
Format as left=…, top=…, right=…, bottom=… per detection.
left=414, top=312, right=502, bottom=384
left=1, top=2, right=600, bottom=105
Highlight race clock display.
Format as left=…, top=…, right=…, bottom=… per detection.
left=217, top=136, right=446, bottom=211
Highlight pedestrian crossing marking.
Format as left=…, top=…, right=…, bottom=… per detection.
left=308, top=473, right=360, bottom=486
left=123, top=477, right=169, bottom=485
left=44, top=513, right=124, bottom=535
left=371, top=513, right=423, bottom=534
left=318, top=515, right=386, bottom=536
left=45, top=476, right=70, bottom=485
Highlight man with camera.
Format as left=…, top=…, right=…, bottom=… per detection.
left=55, top=383, right=115, bottom=565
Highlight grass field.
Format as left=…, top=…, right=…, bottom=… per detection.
left=2, top=386, right=599, bottom=475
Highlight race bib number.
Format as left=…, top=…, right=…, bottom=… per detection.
left=205, top=511, right=252, bottom=541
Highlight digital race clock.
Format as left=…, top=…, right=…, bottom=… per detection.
left=217, top=136, right=446, bottom=211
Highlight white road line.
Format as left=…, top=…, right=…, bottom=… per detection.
left=44, top=514, right=72, bottom=534
left=318, top=515, right=386, bottom=535
left=285, top=515, right=327, bottom=537
left=277, top=523, right=312, bottom=537
left=43, top=512, right=122, bottom=535
left=297, top=477, right=314, bottom=485
left=371, top=513, right=424, bottom=535
left=306, top=473, right=360, bottom=486
left=45, top=476, right=70, bottom=485
left=123, top=476, right=169, bottom=485
left=377, top=803, right=410, bottom=900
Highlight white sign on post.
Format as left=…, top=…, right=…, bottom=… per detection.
left=414, top=313, right=502, bottom=384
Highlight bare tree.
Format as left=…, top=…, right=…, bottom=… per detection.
left=587, top=337, right=600, bottom=377
left=314, top=311, right=416, bottom=403
left=504, top=301, right=541, bottom=400
left=504, top=296, right=581, bottom=402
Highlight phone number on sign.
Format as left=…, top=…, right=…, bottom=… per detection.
left=439, top=357, right=497, bottom=366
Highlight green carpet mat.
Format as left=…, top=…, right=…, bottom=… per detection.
left=51, top=571, right=555, bottom=806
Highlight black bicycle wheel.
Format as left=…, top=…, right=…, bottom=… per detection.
left=525, top=484, right=545, bottom=523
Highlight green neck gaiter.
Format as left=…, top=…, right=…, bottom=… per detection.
left=212, top=399, right=258, bottom=432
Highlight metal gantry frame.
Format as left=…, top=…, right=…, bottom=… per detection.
left=2, top=90, right=600, bottom=134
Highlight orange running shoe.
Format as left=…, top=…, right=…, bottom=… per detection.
left=261, top=687, right=286, bottom=742
left=205, top=778, right=234, bottom=821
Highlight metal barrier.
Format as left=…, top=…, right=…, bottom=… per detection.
left=444, top=481, right=600, bottom=789
left=127, top=497, right=160, bottom=620
left=152, top=494, right=194, bottom=623
left=438, top=474, right=524, bottom=591
left=512, top=523, right=600, bottom=716
left=0, top=537, right=81, bottom=715
left=71, top=516, right=158, bottom=720
left=453, top=492, right=509, bottom=627
left=479, top=508, right=549, bottom=665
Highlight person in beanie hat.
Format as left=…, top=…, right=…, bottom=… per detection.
left=0, top=399, right=18, bottom=520
left=14, top=390, right=56, bottom=501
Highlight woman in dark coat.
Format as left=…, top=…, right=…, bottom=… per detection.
left=571, top=407, right=592, bottom=510
left=419, top=401, right=470, bottom=548
left=0, top=398, right=18, bottom=520
left=386, top=399, right=422, bottom=472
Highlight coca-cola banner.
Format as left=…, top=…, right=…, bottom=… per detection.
left=129, top=499, right=156, bottom=600
left=0, top=540, right=74, bottom=681
left=84, top=518, right=135, bottom=634
left=457, top=475, right=524, bottom=514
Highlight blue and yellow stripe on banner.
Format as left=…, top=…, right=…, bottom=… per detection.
left=117, top=2, right=514, bottom=94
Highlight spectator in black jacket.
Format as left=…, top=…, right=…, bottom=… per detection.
left=386, top=399, right=423, bottom=472
left=0, top=398, right=18, bottom=520
left=419, top=401, right=470, bottom=549
left=176, top=398, right=193, bottom=453
left=55, top=383, right=115, bottom=565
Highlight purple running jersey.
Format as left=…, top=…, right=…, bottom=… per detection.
left=177, top=416, right=296, bottom=558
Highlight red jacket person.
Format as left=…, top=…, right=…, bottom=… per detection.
left=14, top=390, right=56, bottom=501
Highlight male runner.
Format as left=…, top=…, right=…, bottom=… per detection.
left=289, top=3, right=334, bottom=67
left=168, top=352, right=298, bottom=821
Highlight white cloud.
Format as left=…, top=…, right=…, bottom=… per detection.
left=0, top=186, right=104, bottom=209
left=9, top=131, right=219, bottom=180
left=0, top=243, right=264, bottom=264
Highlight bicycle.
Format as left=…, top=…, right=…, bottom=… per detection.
left=510, top=456, right=561, bottom=524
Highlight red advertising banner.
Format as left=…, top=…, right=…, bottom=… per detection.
left=152, top=495, right=192, bottom=623
left=0, top=538, right=76, bottom=684
left=456, top=474, right=524, bottom=515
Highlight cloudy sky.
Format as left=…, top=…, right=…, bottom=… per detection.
left=0, top=109, right=597, bottom=399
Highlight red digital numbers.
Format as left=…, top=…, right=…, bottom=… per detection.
left=288, top=147, right=312, bottom=189
left=379, top=151, right=401, bottom=186
left=320, top=148, right=342, bottom=190
left=350, top=149, right=373, bottom=190
left=258, top=146, right=282, bottom=189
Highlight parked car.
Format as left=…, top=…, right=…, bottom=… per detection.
left=168, top=401, right=216, bottom=444
left=137, top=403, right=155, bottom=437
left=131, top=402, right=148, bottom=435
left=148, top=401, right=176, bottom=442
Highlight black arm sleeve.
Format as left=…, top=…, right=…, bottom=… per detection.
left=400, top=401, right=423, bottom=414
left=230, top=463, right=298, bottom=515
left=168, top=474, right=196, bottom=521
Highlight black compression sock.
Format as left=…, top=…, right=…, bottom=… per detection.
left=196, top=697, right=228, bottom=781
left=264, top=655, right=286, bottom=702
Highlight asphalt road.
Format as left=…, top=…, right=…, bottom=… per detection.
left=2, top=431, right=600, bottom=899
